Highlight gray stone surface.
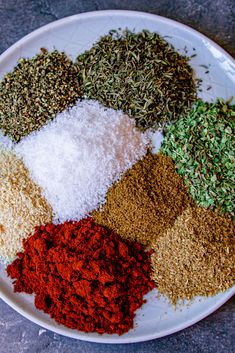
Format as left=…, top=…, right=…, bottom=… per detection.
left=0, top=298, right=234, bottom=353
left=0, top=0, right=234, bottom=57
left=0, top=1, right=234, bottom=352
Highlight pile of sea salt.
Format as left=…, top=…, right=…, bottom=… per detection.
left=0, top=131, right=14, bottom=150
left=16, top=100, right=151, bottom=223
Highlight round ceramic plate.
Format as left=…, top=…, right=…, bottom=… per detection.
left=0, top=10, right=234, bottom=344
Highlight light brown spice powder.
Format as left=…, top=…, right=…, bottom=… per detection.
left=93, top=153, right=193, bottom=246
left=151, top=206, right=235, bottom=304
left=0, top=149, right=53, bottom=263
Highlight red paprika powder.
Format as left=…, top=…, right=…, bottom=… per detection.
left=7, top=217, right=154, bottom=335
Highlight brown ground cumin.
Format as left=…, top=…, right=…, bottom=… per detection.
left=151, top=206, right=235, bottom=304
left=93, top=153, right=193, bottom=246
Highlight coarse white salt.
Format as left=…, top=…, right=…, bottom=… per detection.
left=0, top=131, right=14, bottom=150
left=16, top=100, right=151, bottom=223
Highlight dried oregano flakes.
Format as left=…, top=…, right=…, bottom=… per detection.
left=76, top=30, right=197, bottom=131
left=162, top=99, right=235, bottom=216
left=0, top=49, right=82, bottom=142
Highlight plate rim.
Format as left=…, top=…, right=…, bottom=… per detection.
left=0, top=9, right=234, bottom=344
left=0, top=284, right=235, bottom=343
left=0, top=9, right=234, bottom=63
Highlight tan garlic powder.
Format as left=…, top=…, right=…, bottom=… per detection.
left=0, top=149, right=52, bottom=263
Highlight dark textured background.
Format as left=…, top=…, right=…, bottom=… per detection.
left=0, top=0, right=235, bottom=56
left=0, top=1, right=234, bottom=352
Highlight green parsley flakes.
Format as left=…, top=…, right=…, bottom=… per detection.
left=162, top=99, right=235, bottom=216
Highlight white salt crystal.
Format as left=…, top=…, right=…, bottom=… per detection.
left=0, top=131, right=14, bottom=150
left=151, top=130, right=164, bottom=154
left=16, top=100, right=150, bottom=223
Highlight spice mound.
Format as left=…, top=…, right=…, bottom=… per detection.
left=93, top=153, right=193, bottom=246
left=0, top=149, right=52, bottom=263
left=151, top=206, right=235, bottom=304
left=16, top=100, right=150, bottom=223
left=0, top=49, right=81, bottom=142
left=162, top=99, right=235, bottom=216
left=0, top=131, right=14, bottom=151
left=7, top=218, right=154, bottom=335
left=76, top=30, right=197, bottom=131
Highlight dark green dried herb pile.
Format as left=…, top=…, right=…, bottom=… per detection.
left=76, top=30, right=197, bottom=131
left=162, top=99, right=235, bottom=216
left=0, top=49, right=82, bottom=142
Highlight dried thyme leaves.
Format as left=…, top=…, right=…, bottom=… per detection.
left=151, top=206, right=235, bottom=304
left=162, top=99, right=235, bottom=216
left=0, top=49, right=82, bottom=142
left=76, top=30, right=197, bottom=131
left=92, top=153, right=193, bottom=246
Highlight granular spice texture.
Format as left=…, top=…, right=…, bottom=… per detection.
left=93, top=153, right=193, bottom=246
left=0, top=49, right=81, bottom=142
left=16, top=100, right=150, bottom=223
left=151, top=206, right=235, bottom=304
left=76, top=30, right=197, bottom=131
left=0, top=149, right=52, bottom=263
left=162, top=99, right=235, bottom=216
left=0, top=131, right=14, bottom=151
left=7, top=218, right=155, bottom=335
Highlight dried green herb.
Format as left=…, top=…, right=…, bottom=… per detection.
left=0, top=49, right=82, bottom=142
left=76, top=30, right=197, bottom=131
left=162, top=99, right=235, bottom=216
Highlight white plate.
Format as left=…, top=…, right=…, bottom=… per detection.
left=0, top=10, right=234, bottom=344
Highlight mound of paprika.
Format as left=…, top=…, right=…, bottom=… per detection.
left=7, top=218, right=154, bottom=335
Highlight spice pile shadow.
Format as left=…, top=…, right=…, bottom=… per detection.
left=76, top=29, right=197, bottom=131
left=0, top=49, right=82, bottom=142
left=7, top=218, right=154, bottom=335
